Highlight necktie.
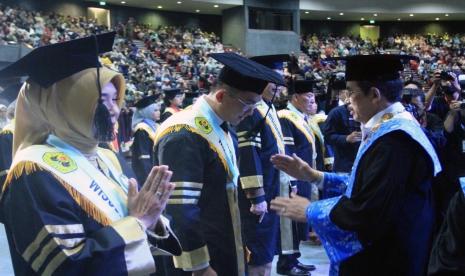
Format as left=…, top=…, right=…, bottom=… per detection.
left=220, top=122, right=229, bottom=133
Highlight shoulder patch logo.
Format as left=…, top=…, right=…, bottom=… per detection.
left=195, top=117, right=213, bottom=134
left=43, top=152, right=77, bottom=174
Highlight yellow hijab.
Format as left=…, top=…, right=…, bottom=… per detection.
left=13, top=67, right=125, bottom=156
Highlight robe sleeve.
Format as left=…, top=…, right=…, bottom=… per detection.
left=2, top=169, right=155, bottom=276
left=131, top=129, right=154, bottom=185
left=278, top=116, right=298, bottom=189
left=154, top=131, right=210, bottom=271
left=236, top=112, right=266, bottom=204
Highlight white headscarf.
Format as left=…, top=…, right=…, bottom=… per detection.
left=131, top=103, right=159, bottom=131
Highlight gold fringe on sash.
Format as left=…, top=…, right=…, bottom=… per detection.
left=0, top=129, right=13, bottom=135
left=155, top=124, right=230, bottom=177
left=3, top=161, right=112, bottom=226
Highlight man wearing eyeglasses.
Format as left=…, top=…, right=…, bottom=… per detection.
left=236, top=55, right=312, bottom=276
left=153, top=53, right=285, bottom=276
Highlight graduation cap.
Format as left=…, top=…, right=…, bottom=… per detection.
left=209, top=52, right=285, bottom=94
left=134, top=95, right=157, bottom=109
left=0, top=32, right=116, bottom=88
left=333, top=54, right=419, bottom=82
left=163, top=88, right=183, bottom=99
left=0, top=32, right=118, bottom=142
left=289, top=80, right=319, bottom=95
left=250, top=54, right=290, bottom=71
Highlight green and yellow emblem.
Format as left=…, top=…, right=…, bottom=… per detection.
left=43, top=152, right=77, bottom=174
left=195, top=117, right=213, bottom=134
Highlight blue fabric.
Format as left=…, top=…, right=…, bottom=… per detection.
left=461, top=177, right=465, bottom=196
left=307, top=117, right=441, bottom=276
left=322, top=172, right=348, bottom=199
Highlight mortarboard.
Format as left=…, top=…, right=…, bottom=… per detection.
left=250, top=54, right=290, bottom=71
left=333, top=54, right=419, bottom=82
left=163, top=88, right=183, bottom=99
left=134, top=95, right=157, bottom=109
left=289, top=80, right=319, bottom=95
left=0, top=32, right=116, bottom=88
left=209, top=52, right=285, bottom=94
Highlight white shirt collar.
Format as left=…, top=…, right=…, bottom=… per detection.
left=198, top=95, right=224, bottom=126
left=287, top=102, right=306, bottom=119
left=363, top=102, right=405, bottom=129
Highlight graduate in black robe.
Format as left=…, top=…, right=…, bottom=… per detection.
left=130, top=95, right=160, bottom=185
left=428, top=178, right=465, bottom=276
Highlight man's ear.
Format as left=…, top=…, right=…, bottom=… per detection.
left=369, top=86, right=381, bottom=100
left=215, top=89, right=226, bottom=103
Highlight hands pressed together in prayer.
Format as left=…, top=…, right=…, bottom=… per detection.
left=128, top=165, right=175, bottom=230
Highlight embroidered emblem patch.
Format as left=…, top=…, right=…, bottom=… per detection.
left=43, top=152, right=77, bottom=174
left=195, top=117, right=213, bottom=134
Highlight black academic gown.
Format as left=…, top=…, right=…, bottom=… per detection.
left=0, top=130, right=13, bottom=191
left=323, top=105, right=360, bottom=173
left=236, top=106, right=292, bottom=266
left=0, top=150, right=180, bottom=275
left=330, top=131, right=435, bottom=276
left=428, top=187, right=465, bottom=276
left=154, top=128, right=241, bottom=276
left=131, top=129, right=154, bottom=185
left=279, top=112, right=314, bottom=243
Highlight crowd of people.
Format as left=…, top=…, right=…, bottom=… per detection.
left=0, top=3, right=464, bottom=276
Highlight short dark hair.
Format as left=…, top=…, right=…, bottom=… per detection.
left=358, top=79, right=404, bottom=102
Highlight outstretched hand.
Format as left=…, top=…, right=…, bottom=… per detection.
left=270, top=192, right=310, bottom=223
left=270, top=153, right=322, bottom=182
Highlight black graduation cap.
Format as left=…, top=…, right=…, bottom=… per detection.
left=250, top=54, right=290, bottom=71
left=0, top=32, right=116, bottom=88
left=289, top=80, right=319, bottom=94
left=333, top=54, right=419, bottom=82
left=134, top=95, right=157, bottom=109
left=163, top=88, right=183, bottom=99
left=0, top=82, right=23, bottom=103
left=209, top=52, right=285, bottom=94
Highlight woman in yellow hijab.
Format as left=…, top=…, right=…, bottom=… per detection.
left=0, top=33, right=180, bottom=275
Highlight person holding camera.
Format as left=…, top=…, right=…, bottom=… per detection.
left=425, top=70, right=462, bottom=121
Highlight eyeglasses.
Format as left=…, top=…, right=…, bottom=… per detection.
left=226, top=91, right=261, bottom=109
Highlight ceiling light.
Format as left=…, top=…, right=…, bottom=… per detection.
left=177, top=1, right=182, bottom=3
left=369, top=20, right=375, bottom=24
left=361, top=17, right=365, bottom=20
left=397, top=18, right=401, bottom=21
left=445, top=14, right=449, bottom=17
left=327, top=17, right=331, bottom=20
left=214, top=5, right=219, bottom=8
left=121, top=1, right=126, bottom=3
left=339, top=12, right=344, bottom=15
left=305, top=11, right=309, bottom=14
left=99, top=1, right=106, bottom=5
left=196, top=9, right=200, bottom=13
left=435, top=17, right=440, bottom=20
left=373, top=13, right=378, bottom=16
left=409, top=14, right=414, bottom=17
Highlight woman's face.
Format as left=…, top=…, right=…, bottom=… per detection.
left=100, top=82, right=121, bottom=125
left=152, top=104, right=161, bottom=121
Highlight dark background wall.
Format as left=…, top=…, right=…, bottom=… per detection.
left=301, top=20, right=465, bottom=37
left=106, top=4, right=222, bottom=37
